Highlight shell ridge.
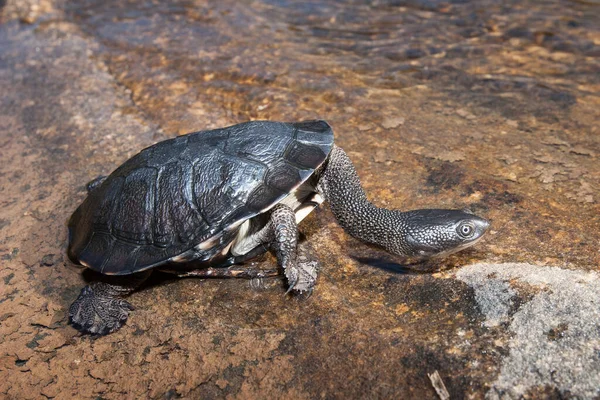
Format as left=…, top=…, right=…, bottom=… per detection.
left=105, top=176, right=125, bottom=235
left=153, top=165, right=164, bottom=245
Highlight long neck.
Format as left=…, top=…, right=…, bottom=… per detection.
left=317, top=145, right=406, bottom=251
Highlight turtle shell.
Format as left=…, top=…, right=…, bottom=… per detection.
left=68, top=120, right=334, bottom=275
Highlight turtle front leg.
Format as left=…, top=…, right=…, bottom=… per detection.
left=270, top=204, right=319, bottom=293
left=69, top=270, right=151, bottom=335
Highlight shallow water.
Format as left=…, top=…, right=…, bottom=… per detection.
left=64, top=0, right=599, bottom=130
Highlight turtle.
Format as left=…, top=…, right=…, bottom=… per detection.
left=67, top=120, right=489, bottom=335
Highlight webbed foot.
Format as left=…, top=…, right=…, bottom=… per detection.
left=69, top=285, right=134, bottom=335
left=285, top=257, right=319, bottom=294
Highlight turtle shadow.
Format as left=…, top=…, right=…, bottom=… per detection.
left=351, top=248, right=483, bottom=275
left=79, top=251, right=278, bottom=291
left=352, top=256, right=438, bottom=274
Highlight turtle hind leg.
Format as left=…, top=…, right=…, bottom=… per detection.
left=69, top=271, right=150, bottom=335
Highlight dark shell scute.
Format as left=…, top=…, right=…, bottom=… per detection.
left=294, top=121, right=334, bottom=146
left=224, top=122, right=294, bottom=166
left=100, top=240, right=141, bottom=274
left=187, top=127, right=229, bottom=147
left=77, top=232, right=113, bottom=270
left=265, top=161, right=302, bottom=193
left=292, top=120, right=331, bottom=133
left=133, top=247, right=170, bottom=271
left=146, top=136, right=189, bottom=167
left=192, top=150, right=268, bottom=224
left=154, top=162, right=209, bottom=247
left=246, top=184, right=285, bottom=213
left=111, top=150, right=152, bottom=178
left=180, top=133, right=226, bottom=162
left=111, top=167, right=157, bottom=244
left=284, top=141, right=327, bottom=169
left=92, top=176, right=124, bottom=229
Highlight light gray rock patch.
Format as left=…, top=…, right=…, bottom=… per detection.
left=456, top=263, right=600, bottom=399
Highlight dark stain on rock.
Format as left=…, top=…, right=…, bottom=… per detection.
left=14, top=359, right=28, bottom=367
left=0, top=313, right=15, bottom=322
left=385, top=274, right=482, bottom=322
left=506, top=280, right=543, bottom=321
left=547, top=322, right=569, bottom=341
left=40, top=254, right=57, bottom=266
left=398, top=345, right=477, bottom=398
left=522, top=384, right=575, bottom=400
left=218, top=364, right=246, bottom=393
left=132, top=326, right=145, bottom=336
left=3, top=272, right=14, bottom=285
left=0, top=289, right=19, bottom=304
left=1, top=247, right=19, bottom=261
left=26, top=333, right=49, bottom=349
left=440, top=71, right=577, bottom=123
left=479, top=189, right=523, bottom=208
left=162, top=388, right=181, bottom=399
left=425, top=162, right=464, bottom=192
left=189, top=382, right=222, bottom=399
left=59, top=284, right=85, bottom=308
left=505, top=26, right=533, bottom=40
left=535, top=229, right=552, bottom=243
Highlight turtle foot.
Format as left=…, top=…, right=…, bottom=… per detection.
left=286, top=257, right=319, bottom=294
left=69, top=285, right=134, bottom=335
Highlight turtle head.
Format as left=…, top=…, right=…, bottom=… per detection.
left=389, top=209, right=490, bottom=259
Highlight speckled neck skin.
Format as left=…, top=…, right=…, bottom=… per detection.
left=317, top=145, right=411, bottom=255
left=316, top=145, right=488, bottom=258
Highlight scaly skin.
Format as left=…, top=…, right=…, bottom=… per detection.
left=236, top=204, right=318, bottom=292
left=269, top=204, right=318, bottom=293
left=317, top=145, right=489, bottom=258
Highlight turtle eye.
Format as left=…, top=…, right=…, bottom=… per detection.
left=457, top=223, right=474, bottom=238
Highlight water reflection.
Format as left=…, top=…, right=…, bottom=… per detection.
left=65, top=0, right=598, bottom=125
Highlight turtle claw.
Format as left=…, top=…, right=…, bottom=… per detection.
left=284, top=269, right=298, bottom=294
left=69, top=285, right=133, bottom=336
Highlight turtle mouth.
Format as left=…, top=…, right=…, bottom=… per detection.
left=433, top=234, right=487, bottom=258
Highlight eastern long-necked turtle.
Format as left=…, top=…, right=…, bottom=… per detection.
left=67, top=120, right=489, bottom=335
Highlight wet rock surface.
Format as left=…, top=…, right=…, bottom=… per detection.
left=0, top=0, right=598, bottom=398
